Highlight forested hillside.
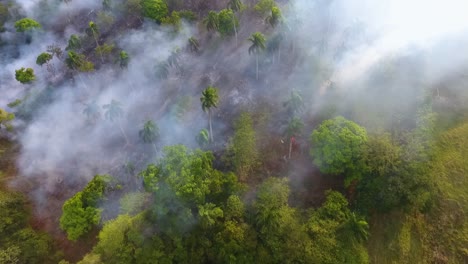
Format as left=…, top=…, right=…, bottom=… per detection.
left=0, top=0, right=467, bottom=263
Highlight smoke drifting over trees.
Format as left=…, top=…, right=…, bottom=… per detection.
left=1, top=0, right=468, bottom=263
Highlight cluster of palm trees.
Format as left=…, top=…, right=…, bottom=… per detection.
left=82, top=90, right=220, bottom=150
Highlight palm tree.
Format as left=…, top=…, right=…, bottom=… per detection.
left=203, top=11, right=219, bottom=33
left=343, top=213, right=369, bottom=243
left=139, top=120, right=159, bottom=143
left=200, top=86, right=219, bottom=142
left=267, top=33, right=283, bottom=64
left=83, top=100, right=100, bottom=123
left=196, top=129, right=209, bottom=148
left=103, top=99, right=129, bottom=145
left=227, top=0, right=243, bottom=12
left=266, top=6, right=282, bottom=28
left=285, top=117, right=304, bottom=159
left=227, top=0, right=243, bottom=45
left=86, top=21, right=103, bottom=63
left=139, top=120, right=159, bottom=153
left=248, top=32, right=266, bottom=80
left=118, top=51, right=129, bottom=69
left=188, top=37, right=200, bottom=53
left=284, top=90, right=304, bottom=115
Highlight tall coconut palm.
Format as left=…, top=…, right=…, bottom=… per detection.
left=86, top=21, right=103, bottom=63
left=227, top=0, right=243, bottom=12
left=248, top=32, right=266, bottom=80
left=284, top=90, right=304, bottom=115
left=266, top=6, right=282, bottom=28
left=103, top=99, right=129, bottom=145
left=203, top=11, right=219, bottom=33
left=343, top=213, right=369, bottom=243
left=139, top=120, right=159, bottom=152
left=83, top=100, right=100, bottom=123
left=196, top=129, right=210, bottom=148
left=285, top=117, right=304, bottom=159
left=200, top=86, right=219, bottom=142
left=139, top=120, right=159, bottom=144
left=188, top=37, right=200, bottom=53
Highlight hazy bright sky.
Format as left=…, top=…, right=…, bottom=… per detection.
left=333, top=0, right=468, bottom=83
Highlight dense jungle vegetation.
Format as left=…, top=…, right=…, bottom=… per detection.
left=0, top=0, right=467, bottom=263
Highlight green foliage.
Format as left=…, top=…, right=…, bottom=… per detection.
left=188, top=37, right=200, bottom=52
left=15, top=67, right=35, bottom=84
left=65, top=34, right=81, bottom=51
left=95, top=43, right=114, bottom=58
left=94, top=214, right=140, bottom=263
left=198, top=203, right=224, bottom=228
left=120, top=192, right=148, bottom=215
left=59, top=175, right=111, bottom=241
left=141, top=0, right=168, bottom=23
left=0, top=190, right=58, bottom=264
left=225, top=195, right=245, bottom=220
left=217, top=9, right=238, bottom=37
left=423, top=121, right=468, bottom=261
left=365, top=134, right=402, bottom=177
left=254, top=0, right=275, bottom=16
left=248, top=32, right=266, bottom=55
left=103, top=100, right=123, bottom=122
left=266, top=6, right=282, bottom=27
left=201, top=86, right=219, bottom=142
left=227, top=112, right=258, bottom=181
left=306, top=191, right=370, bottom=264
left=83, top=100, right=100, bottom=122
left=139, top=120, right=159, bottom=143
left=86, top=21, right=99, bottom=38
left=310, top=116, right=368, bottom=186
left=227, top=0, right=244, bottom=12
left=284, top=90, right=304, bottom=115
left=0, top=191, right=27, bottom=236
left=77, top=253, right=103, bottom=264
left=140, top=145, right=241, bottom=234
left=66, top=51, right=94, bottom=72
left=161, top=11, right=181, bottom=30
left=7, top=99, right=22, bottom=108
left=0, top=108, right=15, bottom=131
left=36, top=52, right=52, bottom=66
left=203, top=11, right=219, bottom=32
left=196, top=129, right=209, bottom=148
left=14, top=18, right=41, bottom=32
left=286, top=116, right=304, bottom=137
left=200, top=86, right=219, bottom=112
left=118, top=51, right=129, bottom=68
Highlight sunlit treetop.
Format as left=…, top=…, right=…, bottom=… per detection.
left=36, top=53, right=53, bottom=66
left=15, top=68, right=36, bottom=84
left=141, top=0, right=168, bottom=23
left=14, top=18, right=41, bottom=32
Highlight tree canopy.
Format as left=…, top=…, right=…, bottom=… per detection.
left=310, top=116, right=368, bottom=185
left=14, top=18, right=41, bottom=32
left=141, top=0, right=168, bottom=23
left=15, top=68, right=36, bottom=84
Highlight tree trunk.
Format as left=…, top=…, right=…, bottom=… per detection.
left=93, top=32, right=104, bottom=63
left=256, top=54, right=259, bottom=80
left=209, top=110, right=213, bottom=142
left=119, top=120, right=130, bottom=145
left=289, top=137, right=293, bottom=159
left=233, top=17, right=238, bottom=46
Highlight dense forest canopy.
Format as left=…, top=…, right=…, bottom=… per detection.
left=0, top=0, right=468, bottom=263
